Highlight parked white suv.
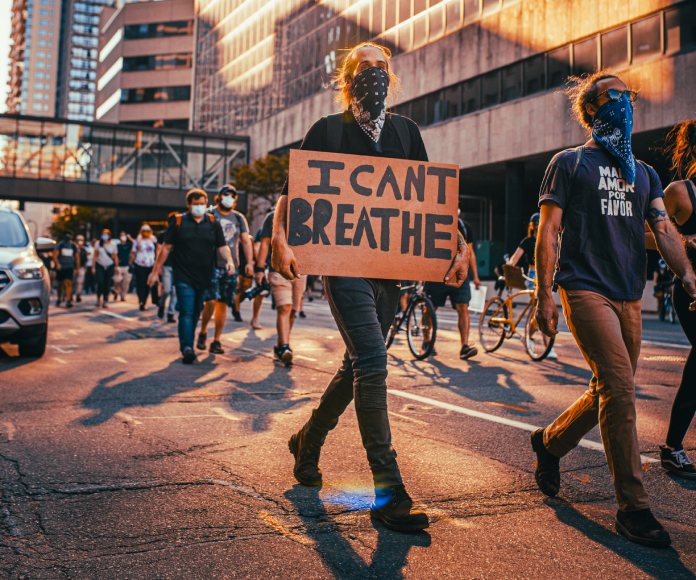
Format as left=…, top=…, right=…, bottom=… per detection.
left=0, top=208, right=53, bottom=357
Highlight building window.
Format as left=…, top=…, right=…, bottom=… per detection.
left=665, top=4, right=696, bottom=54
left=440, top=84, right=461, bottom=121
left=447, top=0, right=463, bottom=30
left=523, top=54, right=546, bottom=95
left=429, top=3, right=444, bottom=40
left=573, top=36, right=598, bottom=75
left=481, top=70, right=500, bottom=106
left=482, top=0, right=500, bottom=15
left=385, top=0, right=397, bottom=29
left=122, top=53, right=193, bottom=72
left=631, top=14, right=661, bottom=61
left=601, top=26, right=628, bottom=68
left=120, top=86, right=191, bottom=104
left=548, top=45, right=570, bottom=87
left=410, top=96, right=428, bottom=126
left=464, top=0, right=479, bottom=22
left=461, top=77, right=481, bottom=113
left=399, top=0, right=411, bottom=23
left=501, top=62, right=522, bottom=101
left=123, top=20, right=194, bottom=40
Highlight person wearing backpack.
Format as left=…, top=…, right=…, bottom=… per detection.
left=270, top=42, right=469, bottom=533
left=531, top=72, right=696, bottom=548
left=148, top=188, right=234, bottom=364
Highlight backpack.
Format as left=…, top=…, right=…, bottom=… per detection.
left=325, top=112, right=412, bottom=157
left=174, top=211, right=215, bottom=229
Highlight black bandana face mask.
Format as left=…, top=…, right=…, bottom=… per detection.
left=350, top=66, right=390, bottom=121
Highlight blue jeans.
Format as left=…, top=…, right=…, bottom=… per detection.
left=160, top=266, right=177, bottom=316
left=175, top=281, right=205, bottom=353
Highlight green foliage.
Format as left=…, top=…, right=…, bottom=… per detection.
left=50, top=206, right=116, bottom=240
left=231, top=153, right=288, bottom=223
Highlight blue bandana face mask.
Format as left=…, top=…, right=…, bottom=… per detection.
left=591, top=93, right=636, bottom=184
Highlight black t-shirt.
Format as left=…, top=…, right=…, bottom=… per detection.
left=260, top=211, right=276, bottom=272
left=518, top=236, right=536, bottom=269
left=281, top=110, right=428, bottom=196
left=56, top=241, right=78, bottom=269
left=539, top=146, right=663, bottom=300
left=116, top=240, right=132, bottom=265
left=163, top=212, right=226, bottom=289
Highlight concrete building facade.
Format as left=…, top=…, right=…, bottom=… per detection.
left=95, top=0, right=194, bottom=129
left=192, top=0, right=696, bottom=269
left=6, top=0, right=64, bottom=117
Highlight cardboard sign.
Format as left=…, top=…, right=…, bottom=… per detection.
left=287, top=149, right=459, bottom=282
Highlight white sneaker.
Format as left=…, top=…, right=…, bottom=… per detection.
left=547, top=347, right=558, bottom=359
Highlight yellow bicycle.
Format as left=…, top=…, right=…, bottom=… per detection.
left=478, top=265, right=555, bottom=361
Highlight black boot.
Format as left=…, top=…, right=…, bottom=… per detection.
left=288, top=411, right=332, bottom=486
left=371, top=484, right=429, bottom=532
left=531, top=428, right=560, bottom=497
left=616, top=509, right=671, bottom=548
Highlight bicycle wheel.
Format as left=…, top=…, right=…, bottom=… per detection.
left=385, top=314, right=400, bottom=350
left=524, top=302, right=555, bottom=361
left=479, top=297, right=509, bottom=353
left=406, top=297, right=437, bottom=360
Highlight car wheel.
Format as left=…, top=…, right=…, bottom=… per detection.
left=18, top=326, right=48, bottom=358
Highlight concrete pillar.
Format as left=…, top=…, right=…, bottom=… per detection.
left=504, top=161, right=525, bottom=253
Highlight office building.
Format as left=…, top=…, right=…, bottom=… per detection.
left=95, top=0, right=194, bottom=129
left=192, top=0, right=696, bottom=263
left=6, top=0, right=63, bottom=116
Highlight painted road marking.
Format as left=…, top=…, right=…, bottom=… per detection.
left=259, top=510, right=313, bottom=546
left=388, top=411, right=429, bottom=426
left=294, top=354, right=318, bottom=362
left=51, top=345, right=77, bottom=354
left=1, top=422, right=16, bottom=441
left=113, top=357, right=128, bottom=364
left=211, top=407, right=241, bottom=421
left=388, top=389, right=658, bottom=464
left=101, top=310, right=136, bottom=321
left=53, top=357, right=67, bottom=365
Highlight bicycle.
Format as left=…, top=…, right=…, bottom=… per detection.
left=478, top=265, right=555, bottom=361
left=657, top=281, right=677, bottom=324
left=385, top=281, right=438, bottom=360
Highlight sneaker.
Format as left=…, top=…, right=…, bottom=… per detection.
left=76, top=295, right=82, bottom=303
left=56, top=299, right=61, bottom=307
left=167, top=313, right=176, bottom=323
left=660, top=446, right=696, bottom=479
left=102, top=302, right=108, bottom=309
left=232, top=310, right=243, bottom=322
left=547, top=347, right=558, bottom=360
left=196, top=331, right=207, bottom=350
left=275, top=344, right=293, bottom=366
left=615, top=509, right=671, bottom=548
left=460, top=344, right=478, bottom=360
left=209, top=340, right=224, bottom=355
left=157, top=303, right=165, bottom=319
left=370, top=485, right=429, bottom=532
left=299, top=310, right=306, bottom=319
left=66, top=301, right=73, bottom=309
left=182, top=347, right=197, bottom=364
left=139, top=304, right=146, bottom=311
left=531, top=428, right=560, bottom=497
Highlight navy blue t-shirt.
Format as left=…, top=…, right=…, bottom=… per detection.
left=539, top=146, right=663, bottom=301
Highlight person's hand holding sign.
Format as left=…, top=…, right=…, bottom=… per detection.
left=443, top=234, right=470, bottom=287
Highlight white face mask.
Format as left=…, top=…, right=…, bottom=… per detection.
left=190, top=204, right=207, bottom=218
left=220, top=195, right=235, bottom=209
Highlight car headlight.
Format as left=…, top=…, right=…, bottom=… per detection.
left=13, top=261, right=45, bottom=280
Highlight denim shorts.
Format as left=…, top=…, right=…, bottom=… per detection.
left=425, top=280, right=472, bottom=308
left=202, top=267, right=238, bottom=306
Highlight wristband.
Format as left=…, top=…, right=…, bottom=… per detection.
left=254, top=266, right=266, bottom=273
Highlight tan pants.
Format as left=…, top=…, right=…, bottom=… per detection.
left=269, top=272, right=307, bottom=310
left=543, top=289, right=649, bottom=512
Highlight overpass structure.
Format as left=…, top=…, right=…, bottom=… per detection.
left=0, top=115, right=249, bottom=209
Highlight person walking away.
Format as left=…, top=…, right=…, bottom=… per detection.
left=115, top=232, right=133, bottom=301
left=197, top=184, right=254, bottom=354
left=532, top=72, right=696, bottom=548
left=249, top=226, right=268, bottom=330
left=83, top=238, right=95, bottom=295
left=649, top=119, right=696, bottom=478
left=130, top=224, right=157, bottom=311
left=54, top=233, right=80, bottom=308
left=509, top=212, right=558, bottom=359
left=272, top=43, right=469, bottom=532
left=157, top=219, right=177, bottom=323
left=256, top=209, right=306, bottom=366
left=74, top=235, right=88, bottom=302
left=92, top=229, right=118, bottom=309
left=148, top=189, right=234, bottom=364
left=425, top=215, right=480, bottom=359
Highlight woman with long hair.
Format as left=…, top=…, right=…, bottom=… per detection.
left=659, top=120, right=696, bottom=478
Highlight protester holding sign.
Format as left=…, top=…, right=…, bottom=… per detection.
left=271, top=42, right=469, bottom=533
left=532, top=73, right=696, bottom=548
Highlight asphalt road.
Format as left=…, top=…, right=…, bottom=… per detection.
left=1, top=294, right=694, bottom=579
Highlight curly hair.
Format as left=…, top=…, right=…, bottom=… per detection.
left=334, top=42, right=399, bottom=110
left=666, top=120, right=696, bottom=180
left=565, top=71, right=620, bottom=133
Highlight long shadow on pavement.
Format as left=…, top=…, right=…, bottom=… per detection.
left=545, top=498, right=694, bottom=578
left=78, top=363, right=225, bottom=426
left=285, top=484, right=431, bottom=578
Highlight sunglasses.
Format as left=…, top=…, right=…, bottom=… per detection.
left=595, top=88, right=638, bottom=103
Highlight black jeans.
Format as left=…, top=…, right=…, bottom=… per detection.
left=667, top=283, right=696, bottom=448
left=95, top=264, right=114, bottom=302
left=134, top=264, right=154, bottom=307
left=313, top=276, right=402, bottom=488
